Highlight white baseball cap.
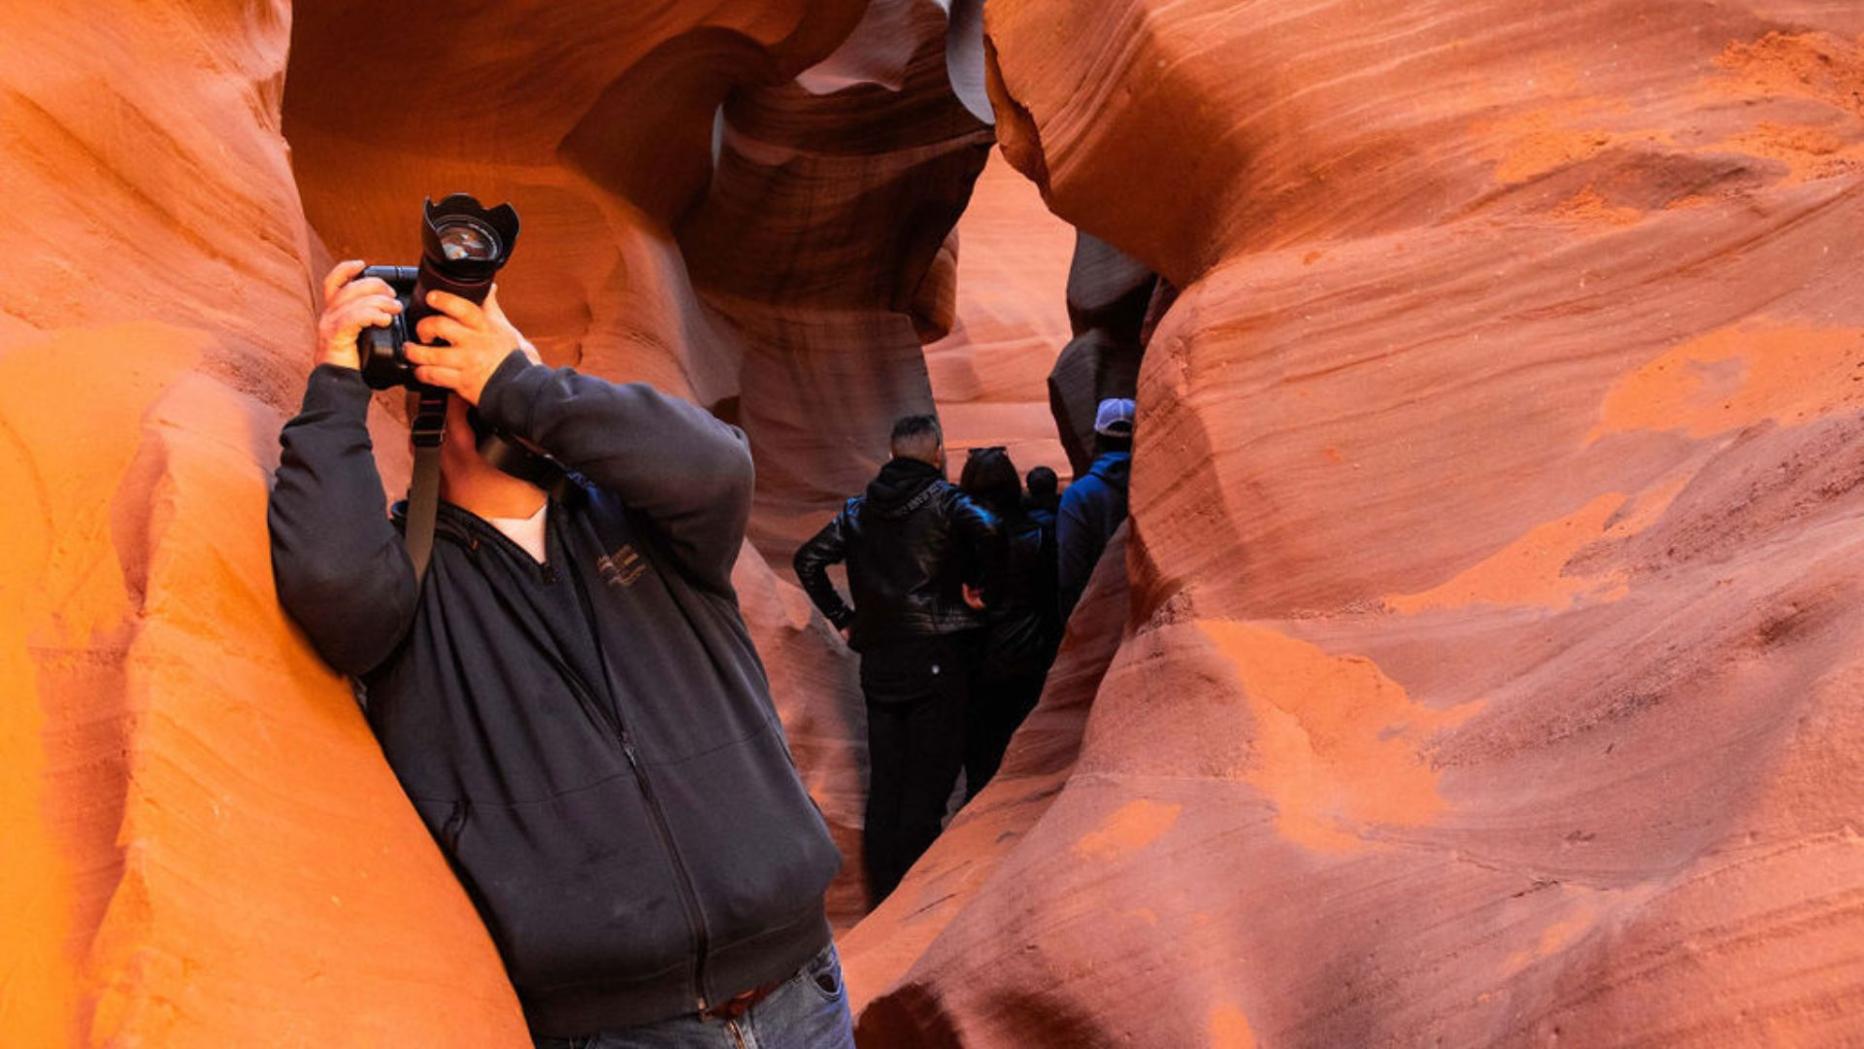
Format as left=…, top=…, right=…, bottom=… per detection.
left=1093, top=398, right=1135, bottom=436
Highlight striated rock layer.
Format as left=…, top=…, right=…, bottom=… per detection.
left=680, top=0, right=996, bottom=562
left=923, top=155, right=1075, bottom=480
left=849, top=1, right=1864, bottom=1046
left=3, top=0, right=1022, bottom=1043
left=0, top=2, right=527, bottom=1043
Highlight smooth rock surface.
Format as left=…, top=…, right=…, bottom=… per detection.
left=847, top=2, right=1864, bottom=1045
left=2, top=0, right=1014, bottom=1041
left=680, top=0, right=996, bottom=563
left=924, top=155, right=1076, bottom=480
left=0, top=2, right=526, bottom=1043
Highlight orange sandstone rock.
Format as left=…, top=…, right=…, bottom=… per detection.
left=679, top=0, right=996, bottom=561
left=924, top=155, right=1075, bottom=479
left=4, top=0, right=1012, bottom=1041
left=0, top=3, right=525, bottom=1043
left=846, top=1, right=1864, bottom=1045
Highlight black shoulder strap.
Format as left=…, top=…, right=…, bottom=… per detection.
left=404, top=387, right=449, bottom=580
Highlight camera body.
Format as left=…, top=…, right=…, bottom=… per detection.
left=357, top=194, right=520, bottom=390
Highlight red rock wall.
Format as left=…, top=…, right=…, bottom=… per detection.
left=846, top=1, right=1864, bottom=1045
left=14, top=0, right=1860, bottom=1044
left=2, top=0, right=1054, bottom=1042
left=679, top=0, right=996, bottom=561
left=924, top=155, right=1075, bottom=478
left=0, top=2, right=528, bottom=1043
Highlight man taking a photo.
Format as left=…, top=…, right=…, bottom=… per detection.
left=269, top=260, right=851, bottom=1048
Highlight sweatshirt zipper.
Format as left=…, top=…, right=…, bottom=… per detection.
left=620, top=729, right=712, bottom=1013
left=559, top=524, right=713, bottom=1014
left=449, top=521, right=714, bottom=1011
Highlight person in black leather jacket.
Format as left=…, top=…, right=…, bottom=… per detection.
left=959, top=448, right=1060, bottom=801
left=792, top=415, right=1000, bottom=902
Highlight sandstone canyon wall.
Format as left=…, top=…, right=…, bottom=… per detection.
left=0, top=2, right=529, bottom=1044
left=1, top=0, right=1055, bottom=1043
left=7, top=0, right=1864, bottom=1046
left=924, top=155, right=1075, bottom=478
left=848, top=1, right=1864, bottom=1046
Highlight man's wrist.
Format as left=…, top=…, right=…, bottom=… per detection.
left=476, top=348, right=541, bottom=431
left=300, top=361, right=373, bottom=416
left=318, top=341, right=362, bottom=372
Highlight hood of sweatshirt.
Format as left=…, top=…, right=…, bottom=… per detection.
left=1089, top=451, right=1131, bottom=486
left=865, top=457, right=945, bottom=517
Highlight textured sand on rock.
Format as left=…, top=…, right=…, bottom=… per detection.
left=845, top=1, right=1864, bottom=1045
left=1, top=0, right=1052, bottom=1041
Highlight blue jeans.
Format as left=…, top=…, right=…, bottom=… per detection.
left=534, top=944, right=855, bottom=1049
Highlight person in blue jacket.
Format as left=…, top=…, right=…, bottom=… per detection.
left=1057, top=398, right=1135, bottom=623
left=268, top=261, right=851, bottom=1049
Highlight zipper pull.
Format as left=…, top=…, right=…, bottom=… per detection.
left=621, top=731, right=639, bottom=768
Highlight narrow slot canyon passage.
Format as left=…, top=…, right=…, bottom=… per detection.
left=3, top=1, right=1863, bottom=1046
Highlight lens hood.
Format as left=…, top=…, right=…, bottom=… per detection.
left=420, top=194, right=520, bottom=279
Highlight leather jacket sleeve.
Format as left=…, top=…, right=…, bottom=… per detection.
left=946, top=488, right=1005, bottom=601
left=793, top=507, right=855, bottom=629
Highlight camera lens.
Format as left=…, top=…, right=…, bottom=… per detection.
left=436, top=220, right=498, bottom=262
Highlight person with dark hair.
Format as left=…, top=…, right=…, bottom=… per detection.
left=1057, top=398, right=1135, bottom=623
left=958, top=447, right=1059, bottom=800
left=1025, top=465, right=1060, bottom=522
left=792, top=415, right=1000, bottom=902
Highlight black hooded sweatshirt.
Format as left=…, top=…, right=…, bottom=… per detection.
left=267, top=352, right=841, bottom=1036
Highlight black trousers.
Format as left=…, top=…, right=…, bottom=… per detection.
left=963, top=670, right=1045, bottom=802
left=859, top=633, right=976, bottom=904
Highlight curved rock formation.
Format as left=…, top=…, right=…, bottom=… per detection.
left=848, top=2, right=1864, bottom=1045
left=679, top=0, right=996, bottom=561
left=0, top=2, right=526, bottom=1043
left=924, top=155, right=1075, bottom=478
left=4, top=0, right=1008, bottom=1041
left=1047, top=233, right=1161, bottom=476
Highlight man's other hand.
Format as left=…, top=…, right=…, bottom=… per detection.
left=962, top=583, right=987, bottom=611
left=317, top=259, right=402, bottom=371
left=404, top=285, right=541, bottom=405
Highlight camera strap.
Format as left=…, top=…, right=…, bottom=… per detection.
left=404, top=386, right=449, bottom=580
left=469, top=407, right=573, bottom=501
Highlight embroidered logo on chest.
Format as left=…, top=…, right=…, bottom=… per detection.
left=596, top=544, right=648, bottom=588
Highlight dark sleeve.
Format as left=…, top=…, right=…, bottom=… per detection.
left=1038, top=519, right=1061, bottom=616
left=267, top=365, right=419, bottom=677
left=1056, top=487, right=1098, bottom=623
left=948, top=489, right=1004, bottom=596
left=476, top=352, right=753, bottom=593
left=793, top=509, right=854, bottom=630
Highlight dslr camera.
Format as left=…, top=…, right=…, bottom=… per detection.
left=356, top=193, right=521, bottom=390
left=349, top=195, right=565, bottom=577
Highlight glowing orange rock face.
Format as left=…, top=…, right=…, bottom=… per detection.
left=3, top=0, right=1028, bottom=1042
left=846, top=1, right=1864, bottom=1045
left=0, top=2, right=529, bottom=1041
